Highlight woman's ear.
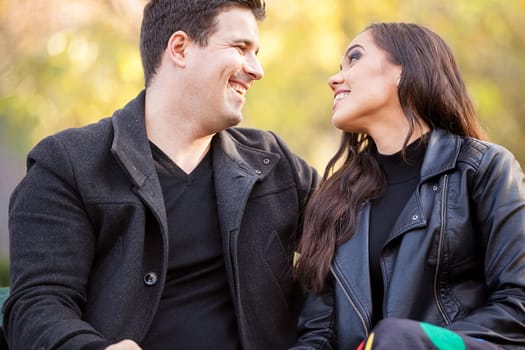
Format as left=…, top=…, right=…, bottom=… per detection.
left=395, top=67, right=403, bottom=87
left=166, top=30, right=190, bottom=68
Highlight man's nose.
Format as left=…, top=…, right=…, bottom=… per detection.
left=244, top=53, right=264, bottom=80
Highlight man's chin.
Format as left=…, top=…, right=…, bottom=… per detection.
left=225, top=112, right=243, bottom=128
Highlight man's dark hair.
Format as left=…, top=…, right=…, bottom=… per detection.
left=140, top=0, right=266, bottom=87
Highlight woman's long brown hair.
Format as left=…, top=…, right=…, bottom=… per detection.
left=295, top=23, right=485, bottom=294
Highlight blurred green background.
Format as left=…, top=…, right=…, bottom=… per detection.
left=1, top=0, right=524, bottom=286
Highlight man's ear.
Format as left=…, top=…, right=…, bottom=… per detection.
left=166, top=30, right=190, bottom=68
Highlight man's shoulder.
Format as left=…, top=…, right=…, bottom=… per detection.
left=52, top=116, right=113, bottom=143
left=37, top=91, right=144, bottom=148
left=29, top=117, right=114, bottom=162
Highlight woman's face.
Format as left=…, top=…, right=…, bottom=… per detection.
left=328, top=30, right=402, bottom=134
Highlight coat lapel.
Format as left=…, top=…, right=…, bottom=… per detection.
left=386, top=129, right=461, bottom=243
left=333, top=203, right=373, bottom=319
left=211, top=130, right=279, bottom=236
left=331, top=130, right=462, bottom=320
left=110, top=91, right=168, bottom=246
left=386, top=191, right=426, bottom=243
left=211, top=130, right=279, bottom=304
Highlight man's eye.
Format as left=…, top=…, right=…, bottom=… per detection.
left=235, top=45, right=246, bottom=54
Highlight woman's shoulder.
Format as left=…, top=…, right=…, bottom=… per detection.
left=458, top=135, right=517, bottom=166
left=458, top=135, right=523, bottom=179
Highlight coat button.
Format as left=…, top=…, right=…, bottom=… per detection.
left=412, top=214, right=419, bottom=221
left=263, top=158, right=270, bottom=165
left=144, top=272, right=158, bottom=286
left=432, top=185, right=438, bottom=191
left=255, top=169, right=262, bottom=174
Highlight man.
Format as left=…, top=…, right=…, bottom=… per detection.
left=3, top=0, right=318, bottom=349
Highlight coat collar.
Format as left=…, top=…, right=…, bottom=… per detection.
left=384, top=129, right=463, bottom=238
left=110, top=90, right=281, bottom=235
left=420, top=128, right=462, bottom=181
left=110, top=90, right=169, bottom=244
left=110, top=91, right=283, bottom=307
left=211, top=130, right=280, bottom=233
left=332, top=129, right=465, bottom=312
left=212, top=130, right=280, bottom=180
left=110, top=90, right=280, bottom=187
left=111, top=90, right=152, bottom=188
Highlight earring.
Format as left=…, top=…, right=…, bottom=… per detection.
left=396, top=77, right=401, bottom=86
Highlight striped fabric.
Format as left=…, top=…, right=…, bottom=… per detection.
left=356, top=319, right=499, bottom=350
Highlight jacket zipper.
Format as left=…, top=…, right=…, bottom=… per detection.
left=433, top=174, right=451, bottom=324
left=330, top=265, right=370, bottom=337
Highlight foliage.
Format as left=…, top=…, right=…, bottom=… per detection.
left=0, top=257, right=8, bottom=287
left=248, top=0, right=525, bottom=168
left=1, top=0, right=524, bottom=170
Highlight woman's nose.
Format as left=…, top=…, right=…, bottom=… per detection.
left=328, top=71, right=343, bottom=90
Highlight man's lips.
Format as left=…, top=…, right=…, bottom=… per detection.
left=333, top=89, right=351, bottom=102
left=229, top=79, right=250, bottom=97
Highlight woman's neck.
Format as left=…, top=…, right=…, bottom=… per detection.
left=372, top=120, right=430, bottom=155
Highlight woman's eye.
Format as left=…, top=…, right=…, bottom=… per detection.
left=349, top=51, right=361, bottom=64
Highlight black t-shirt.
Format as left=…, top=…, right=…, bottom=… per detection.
left=141, top=143, right=241, bottom=350
left=369, top=139, right=427, bottom=325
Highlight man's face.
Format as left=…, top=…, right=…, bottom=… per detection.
left=183, top=7, right=264, bottom=133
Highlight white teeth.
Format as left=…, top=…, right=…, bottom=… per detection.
left=334, top=92, right=350, bottom=102
left=230, top=82, right=247, bottom=96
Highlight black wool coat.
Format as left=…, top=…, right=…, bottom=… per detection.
left=4, top=91, right=318, bottom=350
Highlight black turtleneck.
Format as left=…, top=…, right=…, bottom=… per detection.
left=369, top=139, right=427, bottom=325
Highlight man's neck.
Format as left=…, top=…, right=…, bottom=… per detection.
left=149, top=127, right=215, bottom=175
left=144, top=88, right=215, bottom=174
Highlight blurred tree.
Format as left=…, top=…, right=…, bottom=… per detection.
left=0, top=0, right=145, bottom=155
left=1, top=0, right=524, bottom=166
left=0, top=0, right=146, bottom=262
left=0, top=258, right=8, bottom=287
left=247, top=0, right=525, bottom=169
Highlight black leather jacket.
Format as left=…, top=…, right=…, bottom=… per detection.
left=291, top=129, right=525, bottom=349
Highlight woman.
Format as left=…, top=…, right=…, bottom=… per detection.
left=291, top=23, right=525, bottom=349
